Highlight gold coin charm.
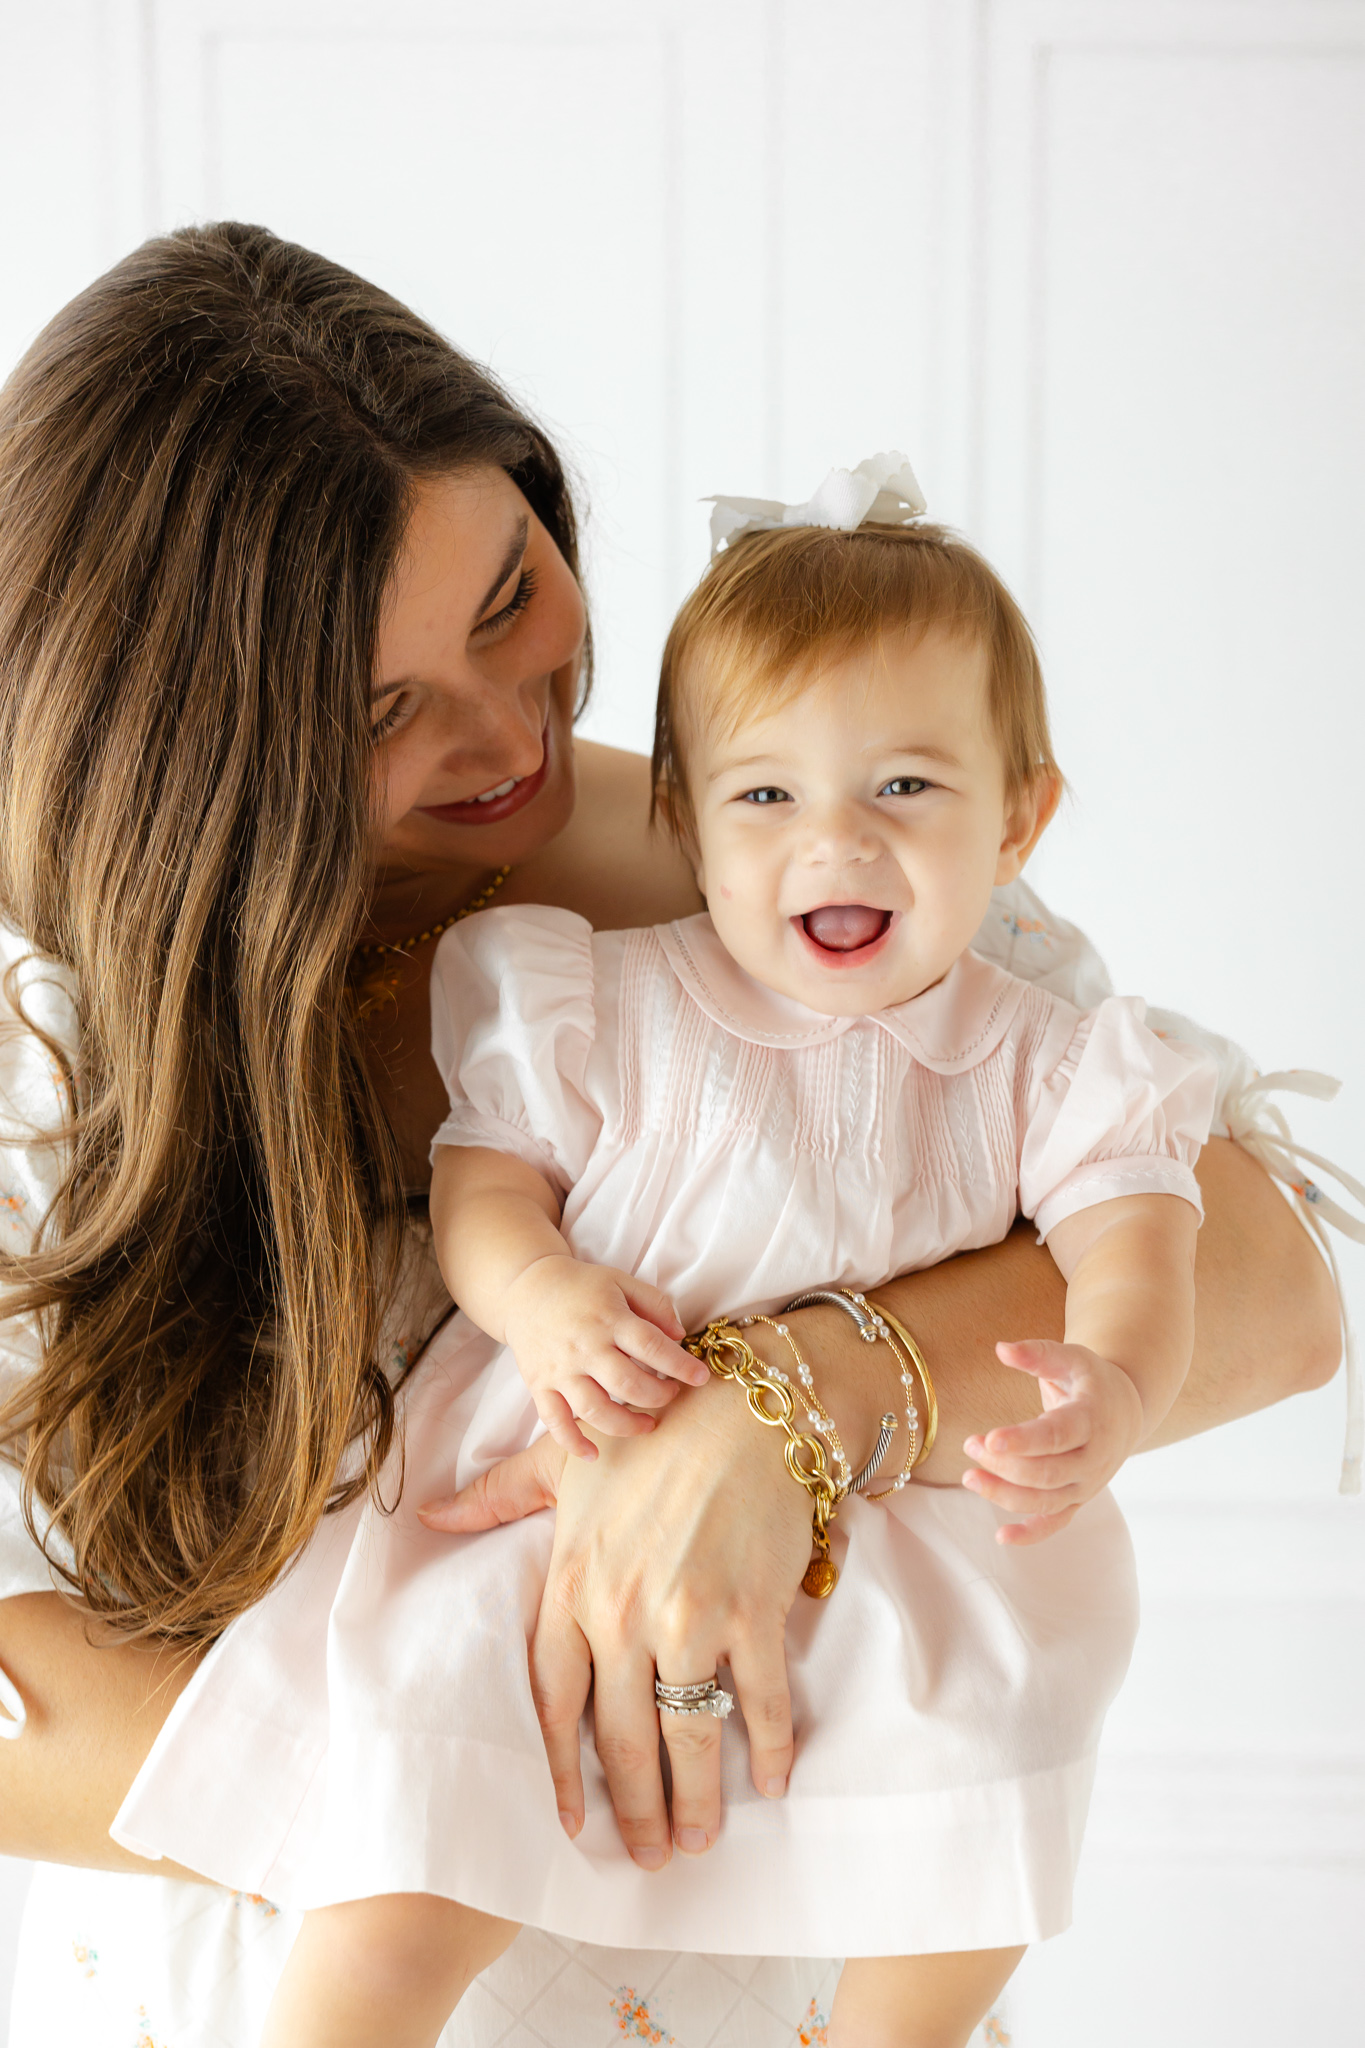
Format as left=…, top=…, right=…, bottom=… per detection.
left=802, top=1553, right=839, bottom=1599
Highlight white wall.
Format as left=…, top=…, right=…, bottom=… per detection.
left=1, top=2, right=1362, bottom=2042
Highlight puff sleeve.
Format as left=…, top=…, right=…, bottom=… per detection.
left=428, top=904, right=604, bottom=1199
left=1018, top=995, right=1218, bottom=1242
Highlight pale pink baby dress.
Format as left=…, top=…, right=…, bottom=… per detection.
left=115, top=904, right=1217, bottom=1958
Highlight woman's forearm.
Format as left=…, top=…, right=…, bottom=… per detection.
left=0, top=1591, right=206, bottom=1874
left=773, top=1139, right=1339, bottom=1485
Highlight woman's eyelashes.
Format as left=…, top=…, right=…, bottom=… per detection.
left=370, top=564, right=541, bottom=741
left=371, top=689, right=414, bottom=740
left=475, top=564, right=539, bottom=639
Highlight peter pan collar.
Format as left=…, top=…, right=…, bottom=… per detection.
left=654, top=913, right=1026, bottom=1074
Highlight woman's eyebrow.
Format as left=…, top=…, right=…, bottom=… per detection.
left=474, top=516, right=530, bottom=619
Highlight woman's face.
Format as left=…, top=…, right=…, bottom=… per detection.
left=371, top=466, right=587, bottom=880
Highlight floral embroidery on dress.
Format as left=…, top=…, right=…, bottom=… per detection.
left=70, top=1940, right=98, bottom=1979
left=797, top=1996, right=829, bottom=2045
left=982, top=2016, right=1012, bottom=2046
left=131, top=2006, right=172, bottom=2048
left=1000, top=911, right=1051, bottom=946
left=0, top=1186, right=27, bottom=1215
left=230, top=1890, right=280, bottom=1919
left=390, top=1336, right=417, bottom=1377
left=610, top=1987, right=676, bottom=2043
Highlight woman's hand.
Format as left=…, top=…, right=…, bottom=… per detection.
left=423, top=1368, right=813, bottom=1869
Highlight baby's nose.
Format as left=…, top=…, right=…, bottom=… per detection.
left=800, top=808, right=882, bottom=864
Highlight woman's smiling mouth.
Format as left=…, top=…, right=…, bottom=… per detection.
left=418, top=726, right=551, bottom=826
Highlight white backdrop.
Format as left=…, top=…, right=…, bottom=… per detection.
left=1, top=2, right=1363, bottom=2042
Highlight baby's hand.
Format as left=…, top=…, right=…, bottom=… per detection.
left=502, top=1256, right=708, bottom=1460
left=961, top=1341, right=1145, bottom=1545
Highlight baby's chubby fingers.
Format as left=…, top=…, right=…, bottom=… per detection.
left=964, top=1414, right=1091, bottom=1493
left=995, top=1503, right=1081, bottom=1547
left=962, top=1463, right=1085, bottom=1515
left=612, top=1308, right=709, bottom=1390
left=590, top=1342, right=691, bottom=1412
left=567, top=1377, right=659, bottom=1440
left=536, top=1387, right=602, bottom=1461
left=966, top=1401, right=1090, bottom=1467
left=994, top=1336, right=1096, bottom=1390
left=614, top=1279, right=709, bottom=1388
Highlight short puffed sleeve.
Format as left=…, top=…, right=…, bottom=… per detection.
left=0, top=924, right=81, bottom=1605
left=1017, top=995, right=1219, bottom=1242
left=428, top=904, right=604, bottom=1198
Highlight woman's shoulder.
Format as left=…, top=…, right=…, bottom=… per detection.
left=511, top=740, right=704, bottom=933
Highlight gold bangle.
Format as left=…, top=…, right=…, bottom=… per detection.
left=862, top=1295, right=938, bottom=1478
left=685, top=1318, right=842, bottom=1598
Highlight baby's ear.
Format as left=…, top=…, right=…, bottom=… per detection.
left=995, top=771, right=1061, bottom=885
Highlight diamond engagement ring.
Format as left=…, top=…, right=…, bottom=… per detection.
left=654, top=1676, right=735, bottom=1719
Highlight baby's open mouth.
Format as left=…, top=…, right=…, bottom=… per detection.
left=799, top=905, right=892, bottom=954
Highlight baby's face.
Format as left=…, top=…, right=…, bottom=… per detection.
left=688, top=627, right=1047, bottom=1016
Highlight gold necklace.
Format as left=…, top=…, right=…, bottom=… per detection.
left=351, top=865, right=512, bottom=1017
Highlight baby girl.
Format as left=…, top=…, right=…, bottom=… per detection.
left=132, top=458, right=1221, bottom=2047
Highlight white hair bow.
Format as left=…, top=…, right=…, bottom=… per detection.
left=705, top=450, right=927, bottom=557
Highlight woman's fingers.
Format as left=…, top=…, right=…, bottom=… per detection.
left=591, top=1656, right=673, bottom=1871
left=529, top=1603, right=592, bottom=1840
left=726, top=1631, right=794, bottom=1802
left=657, top=1695, right=724, bottom=1854
left=417, top=1435, right=566, bottom=1530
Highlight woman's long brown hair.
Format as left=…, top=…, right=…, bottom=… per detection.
left=0, top=222, right=585, bottom=1643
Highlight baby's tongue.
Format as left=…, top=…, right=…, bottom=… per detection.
left=802, top=904, right=887, bottom=952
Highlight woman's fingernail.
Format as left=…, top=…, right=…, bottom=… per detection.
left=676, top=1827, right=708, bottom=1853
left=764, top=1775, right=787, bottom=1798
left=558, top=1810, right=581, bottom=1838
left=631, top=1845, right=666, bottom=1871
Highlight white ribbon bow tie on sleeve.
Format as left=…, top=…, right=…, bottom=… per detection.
left=705, top=451, right=927, bottom=556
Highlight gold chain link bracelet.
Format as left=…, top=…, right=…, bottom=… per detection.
left=685, top=1319, right=842, bottom=1598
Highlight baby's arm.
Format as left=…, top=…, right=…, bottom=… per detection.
left=430, top=1145, right=707, bottom=1458
left=962, top=1192, right=1198, bottom=1545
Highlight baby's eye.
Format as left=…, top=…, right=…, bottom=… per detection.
left=740, top=786, right=791, bottom=805
left=878, top=776, right=930, bottom=797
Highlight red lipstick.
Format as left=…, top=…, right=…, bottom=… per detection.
left=418, top=729, right=550, bottom=827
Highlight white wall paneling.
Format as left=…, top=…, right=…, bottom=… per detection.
left=1, top=4, right=1362, bottom=2043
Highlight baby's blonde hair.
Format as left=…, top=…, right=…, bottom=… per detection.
left=652, top=522, right=1060, bottom=838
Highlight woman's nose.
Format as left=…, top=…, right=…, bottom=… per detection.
left=431, top=670, right=546, bottom=777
